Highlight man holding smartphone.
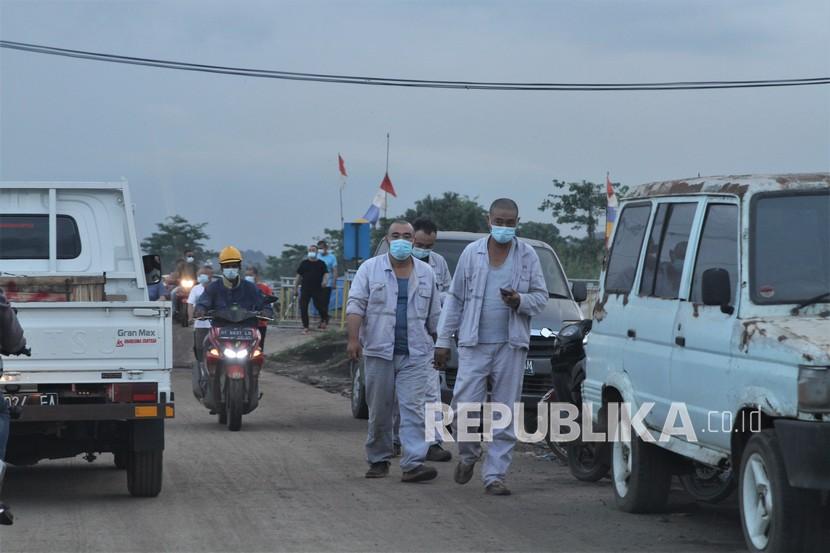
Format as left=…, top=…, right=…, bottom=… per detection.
left=434, top=198, right=548, bottom=496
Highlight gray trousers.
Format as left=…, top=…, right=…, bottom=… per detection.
left=394, top=367, right=442, bottom=446
left=365, top=354, right=430, bottom=472
left=452, top=343, right=526, bottom=486
left=192, top=327, right=210, bottom=399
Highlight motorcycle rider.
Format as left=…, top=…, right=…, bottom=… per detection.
left=194, top=246, right=271, bottom=398
left=1, top=287, right=28, bottom=525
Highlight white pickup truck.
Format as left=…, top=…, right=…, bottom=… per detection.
left=0, top=181, right=174, bottom=497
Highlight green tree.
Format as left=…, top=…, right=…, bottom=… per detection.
left=262, top=244, right=308, bottom=280
left=516, top=221, right=561, bottom=248
left=140, top=215, right=215, bottom=271
left=401, top=192, right=488, bottom=233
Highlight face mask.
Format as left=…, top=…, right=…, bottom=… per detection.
left=245, top=275, right=256, bottom=283
left=223, top=267, right=239, bottom=280
left=197, top=274, right=210, bottom=285
left=308, top=252, right=318, bottom=260
left=490, top=225, right=516, bottom=244
left=389, top=239, right=413, bottom=261
left=412, top=246, right=431, bottom=260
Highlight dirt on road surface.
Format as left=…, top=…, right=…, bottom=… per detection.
left=1, top=363, right=750, bottom=553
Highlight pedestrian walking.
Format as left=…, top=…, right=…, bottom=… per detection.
left=294, top=245, right=329, bottom=334
left=316, top=240, right=338, bottom=327
left=434, top=198, right=548, bottom=496
left=346, top=221, right=442, bottom=483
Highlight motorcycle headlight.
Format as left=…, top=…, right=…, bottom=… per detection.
left=798, top=366, right=830, bottom=413
left=181, top=279, right=194, bottom=290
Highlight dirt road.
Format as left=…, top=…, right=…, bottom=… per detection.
left=1, top=365, right=748, bottom=552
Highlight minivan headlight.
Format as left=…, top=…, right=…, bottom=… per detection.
left=798, top=366, right=830, bottom=413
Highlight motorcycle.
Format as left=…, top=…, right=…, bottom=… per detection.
left=172, top=276, right=195, bottom=327
left=542, top=319, right=611, bottom=482
left=196, top=301, right=275, bottom=431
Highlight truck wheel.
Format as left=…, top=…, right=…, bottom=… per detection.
left=227, top=380, right=244, bottom=431
left=612, top=428, right=671, bottom=513
left=113, top=452, right=127, bottom=470
left=127, top=449, right=163, bottom=497
left=739, top=430, right=815, bottom=553
left=679, top=463, right=735, bottom=504
left=350, top=360, right=369, bottom=420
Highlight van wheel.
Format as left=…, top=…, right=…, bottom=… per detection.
left=739, top=430, right=815, bottom=553
left=612, top=428, right=671, bottom=512
left=350, top=360, right=369, bottom=419
left=126, top=449, right=163, bottom=497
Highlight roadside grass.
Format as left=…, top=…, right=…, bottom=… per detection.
left=266, top=329, right=352, bottom=394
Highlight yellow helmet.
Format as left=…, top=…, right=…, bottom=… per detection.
left=218, top=246, right=243, bottom=264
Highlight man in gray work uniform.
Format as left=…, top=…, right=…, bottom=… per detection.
left=347, top=220, right=442, bottom=482
left=435, top=198, right=548, bottom=496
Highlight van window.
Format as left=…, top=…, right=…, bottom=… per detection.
left=0, top=214, right=82, bottom=260
left=690, top=204, right=739, bottom=304
left=640, top=203, right=696, bottom=298
left=604, top=204, right=651, bottom=293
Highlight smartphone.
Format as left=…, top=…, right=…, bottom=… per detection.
left=499, top=287, right=515, bottom=297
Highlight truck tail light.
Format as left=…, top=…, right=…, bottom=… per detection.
left=798, top=366, right=830, bottom=413
left=111, top=382, right=158, bottom=403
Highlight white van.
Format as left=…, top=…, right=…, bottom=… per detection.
left=584, top=174, right=829, bottom=553
left=0, top=181, right=174, bottom=497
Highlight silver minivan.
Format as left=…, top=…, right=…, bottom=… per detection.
left=585, top=174, right=830, bottom=553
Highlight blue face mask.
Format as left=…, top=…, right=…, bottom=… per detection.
left=197, top=274, right=210, bottom=285
left=223, top=267, right=239, bottom=280
left=412, top=246, right=431, bottom=260
left=490, top=225, right=516, bottom=244
left=245, top=275, right=256, bottom=283
left=389, top=239, right=413, bottom=261
left=308, top=251, right=318, bottom=260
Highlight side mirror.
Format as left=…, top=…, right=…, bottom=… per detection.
left=142, top=254, right=162, bottom=285
left=702, top=268, right=734, bottom=315
left=571, top=281, right=588, bottom=303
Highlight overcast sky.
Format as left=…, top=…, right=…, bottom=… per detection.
left=2, top=0, right=828, bottom=255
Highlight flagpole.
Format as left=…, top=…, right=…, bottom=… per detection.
left=384, top=133, right=390, bottom=220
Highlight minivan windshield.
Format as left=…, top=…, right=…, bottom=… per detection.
left=751, top=191, right=830, bottom=305
left=433, top=239, right=571, bottom=298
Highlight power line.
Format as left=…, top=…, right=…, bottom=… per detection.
left=2, top=40, right=828, bottom=91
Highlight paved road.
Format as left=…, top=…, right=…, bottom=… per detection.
left=1, top=368, right=748, bottom=552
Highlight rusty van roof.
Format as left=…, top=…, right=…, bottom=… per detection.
left=626, top=173, right=830, bottom=200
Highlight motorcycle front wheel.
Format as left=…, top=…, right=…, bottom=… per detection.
left=226, top=379, right=245, bottom=431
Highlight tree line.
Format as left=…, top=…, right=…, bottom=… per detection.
left=141, top=180, right=627, bottom=281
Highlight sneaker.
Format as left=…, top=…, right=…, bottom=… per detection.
left=454, top=461, right=475, bottom=485
left=426, top=444, right=452, bottom=462
left=365, top=462, right=390, bottom=479
left=401, top=464, right=438, bottom=483
left=392, top=443, right=401, bottom=458
left=485, top=480, right=511, bottom=496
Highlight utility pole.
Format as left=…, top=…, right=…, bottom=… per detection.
left=384, top=132, right=390, bottom=221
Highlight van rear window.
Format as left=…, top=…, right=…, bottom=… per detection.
left=0, top=215, right=82, bottom=260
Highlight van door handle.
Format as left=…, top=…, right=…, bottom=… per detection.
left=675, top=336, right=686, bottom=347
left=627, top=329, right=636, bottom=339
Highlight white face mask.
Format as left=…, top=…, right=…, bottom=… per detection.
left=245, top=275, right=256, bottom=283
left=223, top=267, right=239, bottom=280
left=308, top=251, right=318, bottom=260
left=186, top=256, right=194, bottom=263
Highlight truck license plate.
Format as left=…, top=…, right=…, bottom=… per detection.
left=524, top=360, right=535, bottom=376
left=3, top=393, right=59, bottom=408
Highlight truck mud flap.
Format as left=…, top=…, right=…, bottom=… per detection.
left=130, top=419, right=165, bottom=452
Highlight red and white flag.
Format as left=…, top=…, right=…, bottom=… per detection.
left=380, top=172, right=397, bottom=197
left=338, top=154, right=348, bottom=178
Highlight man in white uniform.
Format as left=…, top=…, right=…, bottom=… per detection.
left=187, top=265, right=214, bottom=399
left=435, top=199, right=548, bottom=496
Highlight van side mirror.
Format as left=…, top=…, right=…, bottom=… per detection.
left=571, top=281, right=588, bottom=303
left=702, top=268, right=734, bottom=315
left=142, top=254, right=162, bottom=285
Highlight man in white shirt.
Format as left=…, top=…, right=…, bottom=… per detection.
left=187, top=265, right=214, bottom=399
